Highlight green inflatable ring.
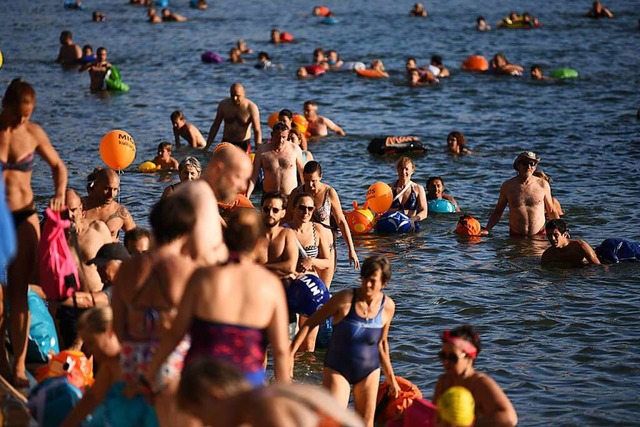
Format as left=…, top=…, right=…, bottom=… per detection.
left=549, top=68, right=579, bottom=79
left=105, top=66, right=130, bottom=92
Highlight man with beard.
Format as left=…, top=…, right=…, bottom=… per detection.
left=255, top=192, right=297, bottom=280
left=82, top=168, right=136, bottom=242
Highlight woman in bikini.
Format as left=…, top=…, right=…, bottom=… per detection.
left=0, top=79, right=67, bottom=386
left=112, top=194, right=199, bottom=426
left=291, top=256, right=400, bottom=427
left=387, top=156, right=427, bottom=231
left=144, top=209, right=290, bottom=388
left=433, top=325, right=518, bottom=427
left=286, top=162, right=359, bottom=289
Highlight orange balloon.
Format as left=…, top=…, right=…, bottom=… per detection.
left=365, top=182, right=393, bottom=214
left=267, top=112, right=280, bottom=129
left=281, top=32, right=294, bottom=42
left=99, top=130, right=136, bottom=170
left=461, top=55, right=488, bottom=72
left=346, top=209, right=374, bottom=234
left=292, top=114, right=308, bottom=133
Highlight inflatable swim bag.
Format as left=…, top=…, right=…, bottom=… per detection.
left=346, top=208, right=374, bottom=234
left=201, top=51, right=224, bottom=64
left=356, top=69, right=388, bottom=79
left=461, top=55, right=488, bottom=72
left=28, top=377, right=83, bottom=427
left=427, top=199, right=456, bottom=213
left=455, top=215, right=481, bottom=236
left=375, top=211, right=416, bottom=234
left=339, top=61, right=366, bottom=71
left=321, top=16, right=339, bottom=24
left=375, top=377, right=423, bottom=424
left=595, top=238, right=640, bottom=263
left=549, top=68, right=579, bottom=79
left=27, top=289, right=60, bottom=364
left=105, top=66, right=130, bottom=92
left=286, top=274, right=329, bottom=317
left=368, top=136, right=427, bottom=156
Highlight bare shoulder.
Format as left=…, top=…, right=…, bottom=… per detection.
left=89, top=220, right=112, bottom=240
left=383, top=293, right=396, bottom=311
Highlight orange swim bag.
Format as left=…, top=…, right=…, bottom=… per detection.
left=375, top=377, right=423, bottom=424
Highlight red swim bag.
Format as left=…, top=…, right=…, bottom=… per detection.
left=375, top=376, right=423, bottom=424
left=38, top=208, right=80, bottom=300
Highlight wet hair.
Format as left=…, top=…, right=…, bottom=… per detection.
left=447, top=131, right=467, bottom=148
left=313, top=47, right=325, bottom=57
left=261, top=192, right=287, bottom=209
left=361, top=256, right=391, bottom=285
left=179, top=156, right=202, bottom=176
left=278, top=109, right=293, bottom=120
left=327, top=49, right=339, bottom=58
left=426, top=176, right=444, bottom=188
left=303, top=161, right=322, bottom=176
left=157, top=141, right=172, bottom=152
left=149, top=194, right=197, bottom=245
left=292, top=192, right=313, bottom=208
left=406, top=57, right=417, bottom=63
left=123, top=227, right=151, bottom=248
left=396, top=156, right=415, bottom=170
left=223, top=209, right=265, bottom=253
left=447, top=325, right=482, bottom=356
left=170, top=110, right=184, bottom=123
left=2, top=78, right=36, bottom=111
left=272, top=122, right=288, bottom=133
left=289, top=127, right=305, bottom=144
left=96, top=47, right=106, bottom=55
left=60, top=30, right=72, bottom=40
left=82, top=44, right=93, bottom=52
left=431, top=55, right=443, bottom=66
left=78, top=306, right=113, bottom=334
left=476, top=16, right=485, bottom=23
left=177, top=358, right=250, bottom=411
left=258, top=51, right=270, bottom=61
left=530, top=64, right=542, bottom=73
left=545, top=218, right=567, bottom=234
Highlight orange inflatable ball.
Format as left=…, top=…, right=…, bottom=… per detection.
left=461, top=55, right=488, bottom=72
left=346, top=209, right=375, bottom=235
left=267, top=112, right=280, bottom=129
left=99, top=130, right=136, bottom=170
left=365, top=182, right=393, bottom=214
left=281, top=32, right=294, bottom=42
left=292, top=114, right=308, bottom=134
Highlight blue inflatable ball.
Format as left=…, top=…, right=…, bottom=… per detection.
left=201, top=51, right=224, bottom=64
left=28, top=377, right=83, bottom=427
left=375, top=211, right=414, bottom=234
left=286, top=274, right=329, bottom=317
left=154, top=0, right=168, bottom=7
left=427, top=199, right=456, bottom=213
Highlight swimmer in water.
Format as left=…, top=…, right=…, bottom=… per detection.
left=430, top=55, right=450, bottom=78
left=530, top=64, right=550, bottom=80
left=170, top=110, right=206, bottom=148
left=55, top=30, right=82, bottom=67
left=489, top=53, right=524, bottom=76
left=541, top=219, right=600, bottom=267
left=229, top=47, right=246, bottom=64
left=476, top=16, right=491, bottom=31
left=446, top=131, right=471, bottom=155
left=410, top=2, right=428, bottom=16
left=326, top=49, right=344, bottom=69
left=161, top=8, right=187, bottom=22
left=303, top=100, right=346, bottom=137
left=78, top=46, right=111, bottom=92
left=237, top=39, right=253, bottom=54
left=586, top=0, right=614, bottom=18
left=426, top=176, right=460, bottom=212
left=370, top=59, right=389, bottom=77
left=152, top=142, right=179, bottom=171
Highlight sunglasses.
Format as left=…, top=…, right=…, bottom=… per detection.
left=437, top=351, right=468, bottom=363
left=262, top=206, right=281, bottom=214
left=297, top=205, right=314, bottom=212
left=520, top=160, right=537, bottom=167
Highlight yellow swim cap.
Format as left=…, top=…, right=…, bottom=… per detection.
left=437, top=386, right=475, bottom=426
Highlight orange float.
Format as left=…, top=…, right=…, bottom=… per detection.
left=292, top=114, right=308, bottom=134
left=267, top=112, right=279, bottom=128
left=346, top=202, right=375, bottom=235
left=356, top=69, right=388, bottom=79
left=281, top=32, right=294, bottom=42
left=35, top=350, right=94, bottom=390
left=365, top=182, right=393, bottom=214
left=461, top=55, right=488, bottom=72
left=99, top=130, right=136, bottom=170
left=213, top=142, right=233, bottom=155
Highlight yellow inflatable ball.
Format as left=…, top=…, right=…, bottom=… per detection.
left=346, top=209, right=375, bottom=234
left=365, top=182, right=393, bottom=214
left=437, top=386, right=475, bottom=427
left=267, top=112, right=280, bottom=129
left=0, top=50, right=3, bottom=69
left=292, top=114, right=308, bottom=133
left=99, top=130, right=136, bottom=170
left=138, top=161, right=159, bottom=173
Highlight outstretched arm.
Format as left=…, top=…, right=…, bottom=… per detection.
left=323, top=117, right=346, bottom=136
left=378, top=298, right=399, bottom=397
left=205, top=104, right=224, bottom=151
left=329, top=188, right=359, bottom=269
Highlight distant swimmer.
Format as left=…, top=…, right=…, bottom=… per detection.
left=327, top=49, right=344, bottom=69
left=79, top=44, right=95, bottom=65
left=426, top=176, right=460, bottom=212
left=446, top=131, right=471, bottom=155
left=541, top=219, right=601, bottom=267
left=78, top=46, right=111, bottom=92
left=170, top=110, right=206, bottom=148
left=489, top=53, right=524, bottom=76
left=303, top=100, right=346, bottom=136
left=483, top=151, right=558, bottom=237
left=147, top=7, right=162, bottom=23
left=530, top=64, right=550, bottom=80
left=229, top=47, right=246, bottom=64
left=237, top=39, right=253, bottom=54
left=205, top=82, right=262, bottom=153
left=430, top=55, right=450, bottom=77
left=161, top=8, right=187, bottom=22
left=476, top=16, right=491, bottom=31
left=152, top=142, right=179, bottom=171
left=92, top=10, right=107, bottom=22
left=409, top=2, right=428, bottom=17
left=586, top=0, right=613, bottom=18
left=55, top=30, right=82, bottom=67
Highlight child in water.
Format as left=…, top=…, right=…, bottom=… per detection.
left=541, top=219, right=600, bottom=267
left=152, top=142, right=179, bottom=170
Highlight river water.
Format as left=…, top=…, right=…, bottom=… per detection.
left=2, top=0, right=639, bottom=425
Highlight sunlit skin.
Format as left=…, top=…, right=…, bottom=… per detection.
left=447, top=135, right=460, bottom=153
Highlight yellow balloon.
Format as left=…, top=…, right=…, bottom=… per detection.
left=99, top=130, right=136, bottom=170
left=0, top=50, right=4, bottom=69
left=138, top=161, right=159, bottom=173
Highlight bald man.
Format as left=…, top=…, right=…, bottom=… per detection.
left=204, top=82, right=262, bottom=153
left=82, top=168, right=136, bottom=241
left=203, top=144, right=253, bottom=203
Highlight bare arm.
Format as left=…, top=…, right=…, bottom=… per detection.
left=250, top=101, right=262, bottom=148
left=34, top=125, right=67, bottom=211
left=265, top=276, right=292, bottom=382
left=444, top=194, right=460, bottom=212
left=265, top=230, right=298, bottom=277
left=295, top=146, right=304, bottom=184
left=322, top=117, right=345, bottom=136
left=473, top=375, right=518, bottom=427
left=291, top=290, right=348, bottom=355
left=205, top=104, right=224, bottom=151
left=329, top=188, right=359, bottom=269
left=484, top=184, right=508, bottom=233
left=378, top=297, right=399, bottom=397
left=542, top=182, right=559, bottom=220
left=119, top=206, right=137, bottom=232
left=580, top=241, right=601, bottom=265
left=246, top=146, right=263, bottom=198
left=173, top=127, right=181, bottom=147
left=413, top=184, right=428, bottom=221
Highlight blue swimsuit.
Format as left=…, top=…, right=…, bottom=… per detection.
left=391, top=181, right=418, bottom=211
left=324, top=289, right=386, bottom=384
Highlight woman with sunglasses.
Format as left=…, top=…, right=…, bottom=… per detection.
left=433, top=325, right=518, bottom=427
left=286, top=161, right=359, bottom=289
left=291, top=256, right=399, bottom=427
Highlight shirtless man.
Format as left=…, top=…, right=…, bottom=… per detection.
left=255, top=192, right=297, bottom=280
left=246, top=122, right=304, bottom=198
left=79, top=47, right=111, bottom=92
left=203, top=143, right=253, bottom=203
left=541, top=219, right=601, bottom=267
left=489, top=53, right=523, bottom=76
left=586, top=0, right=614, bottom=18
left=483, top=151, right=558, bottom=237
left=170, top=110, right=206, bottom=148
left=82, top=168, right=136, bottom=241
left=303, top=100, right=345, bottom=137
left=55, top=30, right=82, bottom=67
left=204, top=82, right=262, bottom=153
